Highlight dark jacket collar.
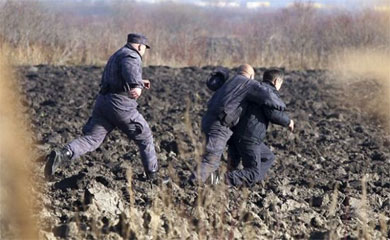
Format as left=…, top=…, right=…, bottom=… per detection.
left=264, top=81, right=277, bottom=90
left=263, top=81, right=281, bottom=96
left=125, top=43, right=143, bottom=60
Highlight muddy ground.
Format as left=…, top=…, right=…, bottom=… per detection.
left=13, top=65, right=390, bottom=239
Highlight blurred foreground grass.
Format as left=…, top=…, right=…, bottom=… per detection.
left=0, top=54, right=38, bottom=239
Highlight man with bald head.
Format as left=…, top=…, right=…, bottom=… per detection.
left=226, top=69, right=294, bottom=187
left=239, top=64, right=255, bottom=78
left=193, top=64, right=286, bottom=184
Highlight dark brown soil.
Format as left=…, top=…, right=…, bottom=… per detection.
left=17, top=65, right=390, bottom=239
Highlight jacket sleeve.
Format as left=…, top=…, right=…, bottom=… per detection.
left=246, top=82, right=286, bottom=110
left=263, top=107, right=290, bottom=127
left=120, top=56, right=144, bottom=89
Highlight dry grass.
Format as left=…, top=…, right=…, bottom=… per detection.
left=1, top=1, right=389, bottom=239
left=358, top=175, right=370, bottom=239
left=0, top=1, right=389, bottom=68
left=330, top=49, right=390, bottom=129
left=0, top=54, right=38, bottom=239
left=80, top=97, right=256, bottom=239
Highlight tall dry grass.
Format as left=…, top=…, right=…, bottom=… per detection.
left=330, top=49, right=390, bottom=129
left=0, top=1, right=389, bottom=68
left=1, top=1, right=389, bottom=238
left=82, top=98, right=257, bottom=239
left=0, top=54, right=38, bottom=238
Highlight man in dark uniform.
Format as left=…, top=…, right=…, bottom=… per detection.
left=226, top=69, right=294, bottom=186
left=195, top=64, right=286, bottom=184
left=45, top=33, right=158, bottom=180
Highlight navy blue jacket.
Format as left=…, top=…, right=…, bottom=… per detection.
left=100, top=44, right=144, bottom=94
left=99, top=44, right=145, bottom=110
left=233, top=82, right=290, bottom=144
left=203, top=74, right=286, bottom=130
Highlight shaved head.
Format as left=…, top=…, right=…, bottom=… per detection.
left=238, top=64, right=255, bottom=79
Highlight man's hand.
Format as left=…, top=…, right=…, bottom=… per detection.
left=143, top=79, right=151, bottom=89
left=130, top=87, right=142, bottom=99
left=288, top=119, right=295, bottom=132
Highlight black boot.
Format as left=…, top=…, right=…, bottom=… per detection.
left=44, top=148, right=72, bottom=179
left=145, top=170, right=170, bottom=185
left=146, top=170, right=158, bottom=181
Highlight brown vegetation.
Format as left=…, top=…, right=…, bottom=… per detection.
left=0, top=1, right=389, bottom=68
left=330, top=49, right=390, bottom=129
left=1, top=1, right=389, bottom=239
left=0, top=54, right=38, bottom=239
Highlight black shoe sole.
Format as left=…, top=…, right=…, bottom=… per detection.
left=44, top=150, right=59, bottom=179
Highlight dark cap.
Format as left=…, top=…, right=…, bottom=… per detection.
left=207, top=67, right=230, bottom=91
left=127, top=33, right=150, bottom=49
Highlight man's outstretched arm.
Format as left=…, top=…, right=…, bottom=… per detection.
left=263, top=107, right=292, bottom=129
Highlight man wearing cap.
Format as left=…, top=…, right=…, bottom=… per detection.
left=44, top=33, right=159, bottom=180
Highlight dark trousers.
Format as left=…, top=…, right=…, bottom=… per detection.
left=66, top=94, right=158, bottom=173
left=197, top=117, right=233, bottom=183
left=226, top=140, right=275, bottom=187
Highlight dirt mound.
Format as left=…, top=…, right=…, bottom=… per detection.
left=16, top=65, right=390, bottom=239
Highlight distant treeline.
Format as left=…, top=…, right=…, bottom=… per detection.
left=0, top=1, right=389, bottom=68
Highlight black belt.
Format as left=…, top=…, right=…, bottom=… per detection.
left=115, top=91, right=128, bottom=96
left=100, top=88, right=128, bottom=97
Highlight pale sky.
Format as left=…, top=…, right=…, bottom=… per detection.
left=134, top=0, right=390, bottom=8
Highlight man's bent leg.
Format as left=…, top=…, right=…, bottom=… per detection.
left=117, top=111, right=158, bottom=174
left=45, top=112, right=113, bottom=178
left=198, top=125, right=232, bottom=183
left=257, top=143, right=275, bottom=182
left=67, top=115, right=114, bottom=160
left=225, top=142, right=262, bottom=187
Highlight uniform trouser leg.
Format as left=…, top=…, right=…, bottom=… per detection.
left=225, top=141, right=261, bottom=186
left=114, top=109, right=158, bottom=173
left=198, top=124, right=232, bottom=183
left=66, top=114, right=114, bottom=160
left=227, top=139, right=241, bottom=171
left=258, top=143, right=275, bottom=181
left=225, top=142, right=275, bottom=187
